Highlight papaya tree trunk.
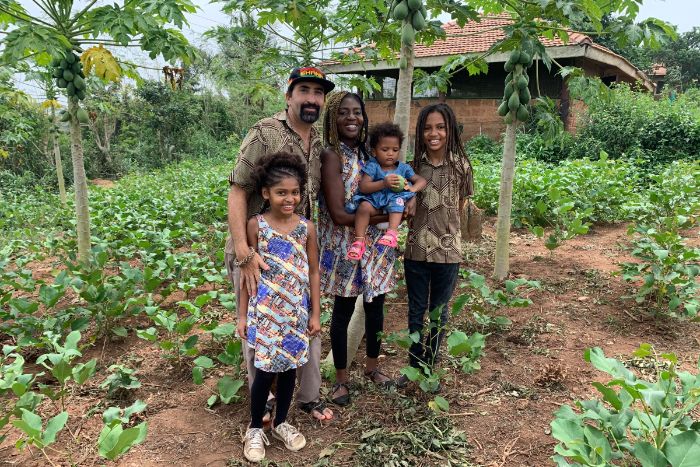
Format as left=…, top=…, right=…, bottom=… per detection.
left=68, top=97, right=92, bottom=263
left=324, top=296, right=365, bottom=365
left=51, top=107, right=67, bottom=205
left=493, top=122, right=517, bottom=280
left=394, top=39, right=414, bottom=162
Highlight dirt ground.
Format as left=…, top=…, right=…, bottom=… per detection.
left=2, top=219, right=699, bottom=466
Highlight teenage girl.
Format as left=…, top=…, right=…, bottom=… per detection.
left=237, top=152, right=321, bottom=463
left=346, top=123, right=426, bottom=260
left=398, top=103, right=474, bottom=389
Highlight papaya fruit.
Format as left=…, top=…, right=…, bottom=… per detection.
left=420, top=5, right=427, bottom=18
left=497, top=101, right=509, bottom=117
left=393, top=0, right=409, bottom=20
left=77, top=89, right=86, bottom=100
left=57, top=78, right=67, bottom=88
left=407, top=0, right=421, bottom=11
left=66, top=52, right=76, bottom=64
left=504, top=57, right=515, bottom=72
left=510, top=50, right=522, bottom=64
left=504, top=112, right=514, bottom=124
left=412, top=10, right=426, bottom=30
left=516, top=75, right=528, bottom=91
left=60, top=111, right=71, bottom=122
left=67, top=83, right=76, bottom=96
left=63, top=70, right=74, bottom=81
left=60, top=59, right=68, bottom=69
left=52, top=68, right=63, bottom=78
left=391, top=175, right=406, bottom=193
left=516, top=105, right=529, bottom=122
left=401, top=23, right=415, bottom=45
left=508, top=91, right=520, bottom=112
left=504, top=72, right=513, bottom=86
left=519, top=86, right=531, bottom=105
left=399, top=56, right=407, bottom=69
left=73, top=75, right=85, bottom=91
left=504, top=83, right=514, bottom=99
left=519, top=51, right=532, bottom=65
left=76, top=108, right=89, bottom=124
left=71, top=61, right=82, bottom=74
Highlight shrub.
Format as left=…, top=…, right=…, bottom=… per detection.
left=573, top=85, right=700, bottom=167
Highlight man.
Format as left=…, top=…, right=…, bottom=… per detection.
left=225, top=66, right=335, bottom=424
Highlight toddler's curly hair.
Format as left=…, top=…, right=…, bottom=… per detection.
left=369, top=122, right=404, bottom=149
left=252, top=151, right=307, bottom=194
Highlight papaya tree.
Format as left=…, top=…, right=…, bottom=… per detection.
left=44, top=93, right=67, bottom=204
left=0, top=0, right=196, bottom=263
left=389, top=0, right=478, bottom=159
left=480, top=0, right=675, bottom=280
left=24, top=67, right=68, bottom=204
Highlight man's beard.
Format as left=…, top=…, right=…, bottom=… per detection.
left=299, top=103, right=321, bottom=123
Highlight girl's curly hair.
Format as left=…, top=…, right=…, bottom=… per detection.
left=251, top=151, right=307, bottom=194
left=369, top=122, right=404, bottom=149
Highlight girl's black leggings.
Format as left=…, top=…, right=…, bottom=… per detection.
left=330, top=294, right=386, bottom=370
left=250, top=367, right=296, bottom=429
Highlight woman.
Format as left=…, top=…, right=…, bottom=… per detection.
left=318, top=91, right=412, bottom=406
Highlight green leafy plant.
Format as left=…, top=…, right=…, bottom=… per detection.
left=550, top=345, right=700, bottom=466
left=529, top=185, right=592, bottom=253
left=620, top=225, right=699, bottom=318
left=457, top=271, right=540, bottom=333
left=101, top=365, right=142, bottom=398
left=98, top=400, right=148, bottom=461
left=35, top=331, right=97, bottom=410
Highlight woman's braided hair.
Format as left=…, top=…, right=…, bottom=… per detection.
left=252, top=151, right=307, bottom=195
left=323, top=90, right=371, bottom=160
left=412, top=103, right=471, bottom=185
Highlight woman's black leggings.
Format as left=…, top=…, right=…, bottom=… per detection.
left=250, top=367, right=296, bottom=429
left=330, top=294, right=386, bottom=370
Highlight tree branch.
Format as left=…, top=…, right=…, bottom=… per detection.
left=0, top=6, right=56, bottom=28
left=68, top=0, right=98, bottom=30
left=32, top=0, right=60, bottom=25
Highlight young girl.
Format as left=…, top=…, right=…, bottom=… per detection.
left=237, top=152, right=321, bottom=463
left=346, top=123, right=426, bottom=260
left=398, top=104, right=474, bottom=389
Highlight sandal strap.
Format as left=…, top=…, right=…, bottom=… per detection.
left=364, top=368, right=390, bottom=382
left=299, top=399, right=326, bottom=414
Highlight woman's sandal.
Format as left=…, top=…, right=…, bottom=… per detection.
left=299, top=399, right=334, bottom=421
left=346, top=238, right=366, bottom=261
left=377, top=229, right=398, bottom=248
left=330, top=382, right=351, bottom=406
left=364, top=368, right=395, bottom=389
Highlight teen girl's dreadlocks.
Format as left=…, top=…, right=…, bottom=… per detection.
left=323, top=91, right=371, bottom=160
left=413, top=103, right=473, bottom=194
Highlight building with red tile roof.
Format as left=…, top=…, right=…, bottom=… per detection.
left=323, top=15, right=653, bottom=142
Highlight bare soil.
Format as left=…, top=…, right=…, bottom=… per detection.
left=2, top=219, right=699, bottom=467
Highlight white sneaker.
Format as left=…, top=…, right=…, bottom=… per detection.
left=243, top=427, right=269, bottom=462
left=271, top=422, right=307, bottom=451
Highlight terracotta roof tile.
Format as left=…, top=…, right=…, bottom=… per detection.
left=413, top=14, right=591, bottom=58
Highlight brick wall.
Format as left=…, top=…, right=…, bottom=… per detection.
left=365, top=98, right=508, bottom=146
left=365, top=96, right=584, bottom=145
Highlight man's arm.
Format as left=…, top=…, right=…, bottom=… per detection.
left=227, top=126, right=269, bottom=296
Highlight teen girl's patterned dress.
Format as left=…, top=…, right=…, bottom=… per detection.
left=247, top=214, right=310, bottom=372
left=318, top=143, right=397, bottom=301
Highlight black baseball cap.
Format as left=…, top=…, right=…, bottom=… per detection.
left=287, top=66, right=335, bottom=94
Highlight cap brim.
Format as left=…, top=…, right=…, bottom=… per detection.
left=289, top=77, right=335, bottom=94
